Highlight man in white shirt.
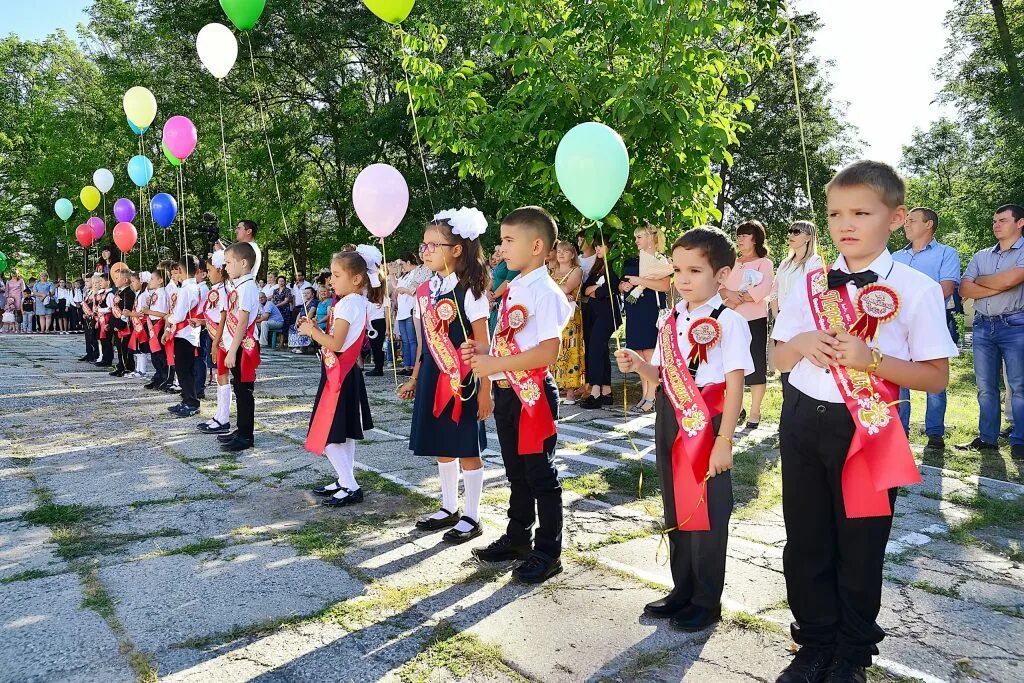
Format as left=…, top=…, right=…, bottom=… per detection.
left=215, top=219, right=262, bottom=279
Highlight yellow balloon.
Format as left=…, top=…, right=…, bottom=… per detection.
left=123, top=86, right=157, bottom=129
left=80, top=185, right=101, bottom=211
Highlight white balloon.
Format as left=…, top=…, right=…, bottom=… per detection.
left=93, top=168, right=114, bottom=194
left=196, top=23, right=238, bottom=80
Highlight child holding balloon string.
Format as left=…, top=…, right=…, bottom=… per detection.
left=398, top=208, right=492, bottom=543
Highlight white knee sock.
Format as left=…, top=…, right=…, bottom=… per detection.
left=215, top=383, right=232, bottom=425
left=454, top=466, right=484, bottom=532
left=136, top=354, right=148, bottom=374
left=337, top=439, right=359, bottom=491
left=432, top=460, right=459, bottom=519
left=324, top=443, right=349, bottom=496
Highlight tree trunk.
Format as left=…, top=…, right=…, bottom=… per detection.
left=714, top=163, right=730, bottom=226
left=990, top=0, right=1024, bottom=123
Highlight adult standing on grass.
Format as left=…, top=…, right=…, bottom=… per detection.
left=957, top=204, right=1024, bottom=462
left=892, top=207, right=961, bottom=451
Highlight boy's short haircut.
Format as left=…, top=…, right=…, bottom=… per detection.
left=178, top=254, right=199, bottom=277
left=825, top=160, right=906, bottom=208
left=502, top=206, right=558, bottom=250
left=671, top=226, right=737, bottom=273
left=910, top=207, right=940, bottom=231
left=226, top=241, right=256, bottom=269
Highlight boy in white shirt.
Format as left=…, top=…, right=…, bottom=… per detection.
left=218, top=243, right=262, bottom=452
left=162, top=256, right=203, bottom=417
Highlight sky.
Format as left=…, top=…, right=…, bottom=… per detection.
left=7, top=0, right=955, bottom=168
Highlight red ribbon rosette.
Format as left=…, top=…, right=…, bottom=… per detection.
left=685, top=317, right=722, bottom=365
left=848, top=283, right=900, bottom=342
left=207, top=289, right=220, bottom=308
left=434, top=298, right=457, bottom=333
left=497, top=303, right=528, bottom=342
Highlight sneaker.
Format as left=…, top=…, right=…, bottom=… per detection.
left=776, top=646, right=834, bottom=683
left=955, top=437, right=998, bottom=452
left=472, top=534, right=532, bottom=562
left=925, top=435, right=945, bottom=451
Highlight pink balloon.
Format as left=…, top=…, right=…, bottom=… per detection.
left=87, top=216, right=105, bottom=240
left=352, top=163, right=409, bottom=238
left=163, top=115, right=198, bottom=161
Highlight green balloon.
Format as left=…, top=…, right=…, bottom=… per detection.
left=0, top=251, right=7, bottom=273
left=363, top=0, right=415, bottom=24
left=555, top=122, right=630, bottom=222
left=162, top=141, right=182, bottom=168
left=220, top=0, right=266, bottom=31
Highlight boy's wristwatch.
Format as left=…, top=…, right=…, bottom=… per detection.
left=867, top=348, right=884, bottom=374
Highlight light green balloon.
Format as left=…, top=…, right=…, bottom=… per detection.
left=162, top=141, right=182, bottom=168
left=0, top=251, right=7, bottom=273
left=555, top=122, right=630, bottom=222
left=363, top=0, right=415, bottom=24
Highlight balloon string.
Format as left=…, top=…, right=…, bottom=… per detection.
left=379, top=238, right=400, bottom=388
left=440, top=247, right=478, bottom=402
left=597, top=220, right=646, bottom=499
left=245, top=32, right=300, bottom=280
left=784, top=3, right=813, bottom=216
left=179, top=164, right=188, bottom=258
left=400, top=63, right=435, bottom=217
left=175, top=165, right=183, bottom=259
left=217, top=81, right=232, bottom=227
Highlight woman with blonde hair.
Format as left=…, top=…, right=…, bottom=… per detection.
left=619, top=223, right=670, bottom=412
left=551, top=240, right=586, bottom=402
left=769, top=220, right=821, bottom=389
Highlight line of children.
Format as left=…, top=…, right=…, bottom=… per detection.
left=217, top=243, right=261, bottom=452
left=400, top=207, right=492, bottom=543
left=462, top=206, right=572, bottom=584
left=300, top=245, right=383, bottom=506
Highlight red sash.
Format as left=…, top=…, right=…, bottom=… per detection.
left=659, top=313, right=725, bottom=531
left=112, top=292, right=131, bottom=340
left=416, top=281, right=471, bottom=424
left=82, top=296, right=93, bottom=318
left=128, top=313, right=148, bottom=351
left=491, top=291, right=556, bottom=455
left=164, top=292, right=199, bottom=366
left=304, top=308, right=367, bottom=455
left=147, top=318, right=164, bottom=354
left=225, top=288, right=261, bottom=382
left=98, top=312, right=110, bottom=339
left=805, top=268, right=921, bottom=518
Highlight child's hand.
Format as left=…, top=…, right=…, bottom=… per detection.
left=790, top=329, right=839, bottom=368
left=708, top=438, right=733, bottom=477
left=297, top=318, right=316, bottom=337
left=224, top=349, right=237, bottom=369
left=833, top=331, right=871, bottom=372
left=477, top=389, right=493, bottom=421
left=468, top=352, right=498, bottom=378
left=615, top=348, right=643, bottom=373
left=584, top=285, right=598, bottom=297
left=460, top=340, right=488, bottom=363
left=398, top=380, right=415, bottom=400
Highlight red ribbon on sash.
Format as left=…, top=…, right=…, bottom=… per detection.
left=112, top=292, right=131, bottom=340
left=225, top=288, right=261, bottom=382
left=98, top=312, right=110, bottom=339
left=164, top=292, right=199, bottom=366
left=416, top=281, right=471, bottom=424
left=304, top=309, right=367, bottom=455
left=147, top=318, right=164, bottom=354
left=659, top=313, right=725, bottom=531
left=805, top=268, right=921, bottom=518
left=491, top=291, right=556, bottom=455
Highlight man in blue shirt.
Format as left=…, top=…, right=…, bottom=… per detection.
left=892, top=207, right=961, bottom=450
left=957, top=204, right=1024, bottom=461
left=256, top=292, right=285, bottom=348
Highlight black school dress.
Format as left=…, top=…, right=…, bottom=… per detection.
left=409, top=285, right=487, bottom=458
left=308, top=311, right=374, bottom=444
left=623, top=256, right=666, bottom=350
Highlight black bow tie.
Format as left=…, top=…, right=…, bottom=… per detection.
left=827, top=269, right=878, bottom=290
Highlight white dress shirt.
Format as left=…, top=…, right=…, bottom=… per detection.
left=488, top=266, right=572, bottom=380
left=167, top=280, right=201, bottom=345
left=335, top=293, right=369, bottom=352
left=772, top=250, right=959, bottom=402
left=412, top=272, right=490, bottom=324
left=651, top=294, right=754, bottom=387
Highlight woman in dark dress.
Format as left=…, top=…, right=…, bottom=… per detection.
left=620, top=224, right=670, bottom=412
left=579, top=234, right=622, bottom=409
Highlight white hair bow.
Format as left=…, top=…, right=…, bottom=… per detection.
left=139, top=271, right=152, bottom=284
left=434, top=206, right=487, bottom=241
left=210, top=250, right=225, bottom=269
left=355, top=244, right=384, bottom=288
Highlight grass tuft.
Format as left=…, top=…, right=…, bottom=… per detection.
left=399, top=620, right=526, bottom=683
left=21, top=502, right=91, bottom=526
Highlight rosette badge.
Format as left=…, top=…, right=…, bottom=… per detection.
left=849, top=284, right=900, bottom=342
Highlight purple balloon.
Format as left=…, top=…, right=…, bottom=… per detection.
left=87, top=216, right=105, bottom=240
left=352, top=163, right=409, bottom=238
left=163, top=115, right=198, bottom=161
left=113, top=198, right=136, bottom=223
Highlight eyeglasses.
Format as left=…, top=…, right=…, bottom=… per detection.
left=787, top=229, right=806, bottom=235
left=418, top=242, right=454, bottom=254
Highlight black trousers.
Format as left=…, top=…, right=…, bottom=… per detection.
left=84, top=323, right=98, bottom=360
left=493, top=376, right=562, bottom=558
left=655, top=391, right=730, bottom=608
left=99, top=330, right=114, bottom=364
left=585, top=308, right=616, bottom=386
left=114, top=334, right=135, bottom=373
left=781, top=385, right=896, bottom=666
left=369, top=319, right=387, bottom=371
left=151, top=349, right=168, bottom=386
left=173, top=337, right=200, bottom=408
left=231, top=363, right=255, bottom=440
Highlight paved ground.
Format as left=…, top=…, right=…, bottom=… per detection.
left=1, top=335, right=1022, bottom=683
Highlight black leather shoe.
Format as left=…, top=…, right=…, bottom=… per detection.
left=600, top=394, right=614, bottom=406
left=955, top=437, right=998, bottom=452
left=161, top=385, right=179, bottom=394
left=442, top=517, right=483, bottom=544
left=95, top=362, right=112, bottom=368
left=1011, top=444, right=1024, bottom=462
left=643, top=593, right=689, bottom=618
left=826, top=658, right=866, bottom=683
left=220, top=437, right=254, bottom=452
left=217, top=430, right=239, bottom=443
left=167, top=403, right=185, bottom=413
left=172, top=405, right=200, bottom=418
left=143, top=381, right=160, bottom=390
left=669, top=603, right=721, bottom=632
left=312, top=481, right=344, bottom=497
left=415, top=508, right=460, bottom=531
left=512, top=551, right=562, bottom=584
left=197, top=419, right=231, bottom=434
left=776, top=646, right=834, bottom=683
left=366, top=369, right=384, bottom=377
left=78, top=355, right=92, bottom=362
left=577, top=396, right=602, bottom=409
left=109, top=369, right=125, bottom=377
left=322, top=487, right=363, bottom=507
left=737, top=408, right=747, bottom=425
left=925, top=435, right=945, bottom=450
left=472, top=534, right=532, bottom=562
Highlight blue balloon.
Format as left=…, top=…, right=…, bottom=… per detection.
left=127, top=116, right=150, bottom=136
left=151, top=193, right=178, bottom=228
left=128, top=155, right=154, bottom=188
